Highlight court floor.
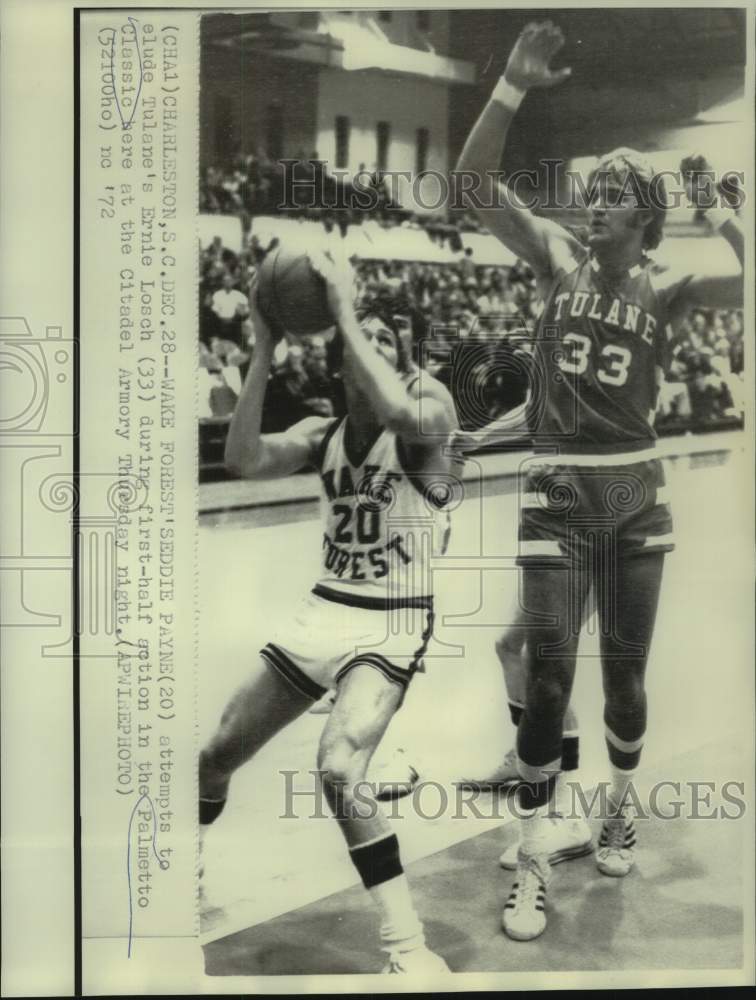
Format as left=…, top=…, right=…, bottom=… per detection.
left=198, top=442, right=752, bottom=976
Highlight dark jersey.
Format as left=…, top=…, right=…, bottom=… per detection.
left=530, top=252, right=672, bottom=456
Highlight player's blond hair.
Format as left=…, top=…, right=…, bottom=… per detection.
left=588, top=147, right=667, bottom=251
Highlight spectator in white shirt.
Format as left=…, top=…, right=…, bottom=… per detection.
left=211, top=272, right=249, bottom=346
left=212, top=272, right=249, bottom=320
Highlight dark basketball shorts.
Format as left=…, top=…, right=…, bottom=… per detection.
left=517, top=454, right=675, bottom=568
left=260, top=584, right=434, bottom=703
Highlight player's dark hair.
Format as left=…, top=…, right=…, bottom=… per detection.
left=588, top=148, right=667, bottom=251
left=355, top=291, right=413, bottom=375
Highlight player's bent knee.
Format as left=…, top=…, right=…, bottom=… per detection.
left=605, top=670, right=647, bottom=708
left=605, top=686, right=647, bottom=726
left=318, top=744, right=358, bottom=787
left=317, top=739, right=371, bottom=800
left=318, top=764, right=373, bottom=820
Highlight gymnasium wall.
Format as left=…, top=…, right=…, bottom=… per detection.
left=200, top=48, right=320, bottom=165
left=314, top=66, right=450, bottom=215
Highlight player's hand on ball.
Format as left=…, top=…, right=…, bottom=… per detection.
left=307, top=247, right=357, bottom=326
left=680, top=153, right=717, bottom=210
left=505, top=20, right=572, bottom=91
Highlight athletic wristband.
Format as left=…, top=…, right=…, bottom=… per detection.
left=491, top=77, right=525, bottom=111
left=705, top=205, right=737, bottom=232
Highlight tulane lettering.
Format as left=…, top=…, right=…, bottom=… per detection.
left=552, top=290, right=657, bottom=339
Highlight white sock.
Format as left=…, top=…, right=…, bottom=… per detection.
left=555, top=770, right=580, bottom=818
left=609, top=763, right=636, bottom=812
left=369, top=874, right=425, bottom=954
left=520, top=803, right=552, bottom=857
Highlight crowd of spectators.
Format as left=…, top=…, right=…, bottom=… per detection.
left=200, top=151, right=483, bottom=246
left=658, top=307, right=745, bottom=427
left=200, top=239, right=744, bottom=462
left=198, top=153, right=745, bottom=474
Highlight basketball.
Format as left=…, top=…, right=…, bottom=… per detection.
left=256, top=241, right=335, bottom=337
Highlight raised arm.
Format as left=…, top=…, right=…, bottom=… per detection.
left=224, top=286, right=330, bottom=479
left=310, top=250, right=453, bottom=448
left=662, top=155, right=744, bottom=320
left=455, top=21, right=580, bottom=285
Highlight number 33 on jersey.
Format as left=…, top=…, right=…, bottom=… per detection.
left=534, top=253, right=673, bottom=455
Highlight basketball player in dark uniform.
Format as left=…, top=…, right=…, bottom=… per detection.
left=456, top=21, right=743, bottom=940
left=199, top=263, right=457, bottom=973
left=452, top=402, right=591, bottom=872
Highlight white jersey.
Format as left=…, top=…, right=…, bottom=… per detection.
left=314, top=416, right=451, bottom=606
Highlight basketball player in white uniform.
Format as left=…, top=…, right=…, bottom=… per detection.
left=199, top=251, right=458, bottom=974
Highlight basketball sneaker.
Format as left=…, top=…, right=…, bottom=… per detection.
left=499, top=814, right=592, bottom=869
left=370, top=747, right=419, bottom=802
left=382, top=945, right=450, bottom=974
left=456, top=747, right=521, bottom=789
left=596, top=806, right=636, bottom=877
left=502, top=849, right=552, bottom=941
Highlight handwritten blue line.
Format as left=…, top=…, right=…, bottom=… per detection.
left=129, top=18, right=144, bottom=115
left=110, top=17, right=144, bottom=130
left=126, top=792, right=168, bottom=957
